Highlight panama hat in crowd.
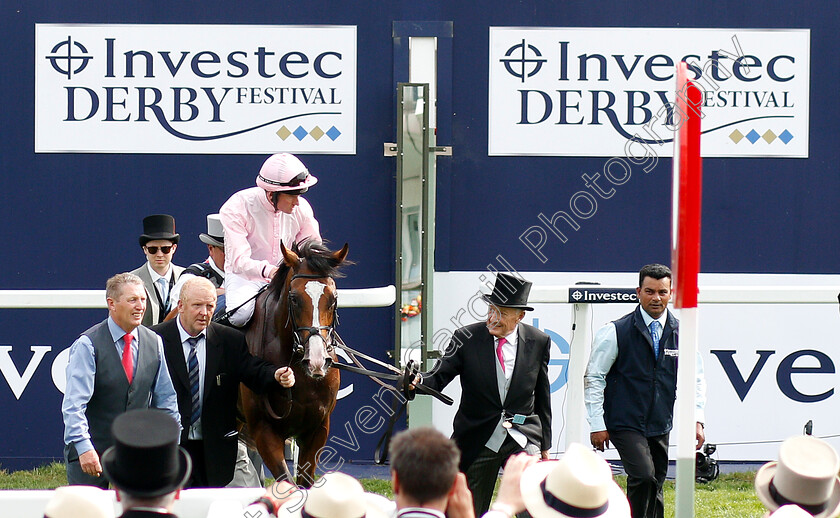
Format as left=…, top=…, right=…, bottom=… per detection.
left=754, top=435, right=840, bottom=518
left=285, top=472, right=387, bottom=518
left=521, top=443, right=630, bottom=518
left=256, top=153, right=318, bottom=193
left=767, top=504, right=816, bottom=517
left=43, top=485, right=115, bottom=518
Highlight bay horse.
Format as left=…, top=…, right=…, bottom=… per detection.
left=241, top=240, right=349, bottom=487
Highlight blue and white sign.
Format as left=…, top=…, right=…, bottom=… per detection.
left=35, top=24, right=357, bottom=154
left=489, top=27, right=810, bottom=158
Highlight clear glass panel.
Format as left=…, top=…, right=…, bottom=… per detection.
left=397, top=84, right=427, bottom=365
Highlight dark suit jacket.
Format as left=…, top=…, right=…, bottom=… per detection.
left=423, top=321, right=552, bottom=471
left=152, top=319, right=277, bottom=486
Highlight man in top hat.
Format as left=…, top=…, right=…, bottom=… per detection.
left=62, top=273, right=180, bottom=489
left=219, top=153, right=321, bottom=327
left=584, top=264, right=706, bottom=518
left=168, top=214, right=227, bottom=319
left=754, top=435, right=840, bottom=518
left=419, top=272, right=553, bottom=517
left=130, top=214, right=185, bottom=327
left=101, top=409, right=191, bottom=517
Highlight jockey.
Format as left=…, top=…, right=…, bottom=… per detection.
left=219, top=153, right=321, bottom=327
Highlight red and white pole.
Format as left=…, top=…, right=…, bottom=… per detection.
left=672, top=61, right=703, bottom=518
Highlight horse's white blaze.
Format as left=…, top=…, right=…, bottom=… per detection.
left=304, top=281, right=328, bottom=373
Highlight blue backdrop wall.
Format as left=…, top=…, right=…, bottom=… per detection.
left=1, top=0, right=838, bottom=471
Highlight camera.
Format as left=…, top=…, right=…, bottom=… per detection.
left=695, top=443, right=719, bottom=483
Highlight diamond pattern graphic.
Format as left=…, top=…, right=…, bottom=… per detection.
left=778, top=130, right=794, bottom=144
left=276, top=126, right=292, bottom=140
left=729, top=129, right=744, bottom=144
left=309, top=126, right=325, bottom=141
left=745, top=129, right=761, bottom=144
left=326, top=126, right=341, bottom=141
left=762, top=130, right=777, bottom=144
left=293, top=126, right=308, bottom=141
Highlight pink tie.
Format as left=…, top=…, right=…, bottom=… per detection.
left=121, top=334, right=134, bottom=383
left=496, top=337, right=507, bottom=373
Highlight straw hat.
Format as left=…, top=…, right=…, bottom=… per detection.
left=286, top=472, right=387, bottom=518
left=768, top=505, right=816, bottom=517
left=521, top=443, right=630, bottom=518
left=43, top=485, right=115, bottom=518
left=755, top=435, right=840, bottom=518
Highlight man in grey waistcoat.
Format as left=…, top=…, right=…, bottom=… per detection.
left=61, top=272, right=181, bottom=488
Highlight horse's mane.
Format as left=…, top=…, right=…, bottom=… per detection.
left=268, top=240, right=347, bottom=292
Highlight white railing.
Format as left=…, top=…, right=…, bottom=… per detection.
left=0, top=286, right=397, bottom=309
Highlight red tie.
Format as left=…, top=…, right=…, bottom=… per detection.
left=496, top=337, right=507, bottom=373
left=121, top=334, right=134, bottom=383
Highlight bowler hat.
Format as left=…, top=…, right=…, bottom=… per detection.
left=139, top=214, right=180, bottom=246
left=199, top=214, right=224, bottom=248
left=754, top=435, right=840, bottom=518
left=256, top=153, right=318, bottom=193
left=101, top=409, right=191, bottom=498
left=483, top=272, right=534, bottom=311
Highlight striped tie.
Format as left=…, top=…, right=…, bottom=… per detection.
left=649, top=320, right=662, bottom=359
left=187, top=336, right=201, bottom=426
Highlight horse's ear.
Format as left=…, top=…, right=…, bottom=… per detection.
left=332, top=243, right=349, bottom=264
left=281, top=241, right=301, bottom=266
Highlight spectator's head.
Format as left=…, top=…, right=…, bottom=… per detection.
left=755, top=435, right=840, bottom=518
left=43, top=485, right=115, bottom=518
left=521, top=443, right=630, bottom=518
left=390, top=427, right=460, bottom=509
left=199, top=213, right=226, bottom=270
left=257, top=153, right=318, bottom=213
left=483, top=273, right=533, bottom=338
left=637, top=264, right=672, bottom=319
left=178, top=277, right=217, bottom=336
left=139, top=214, right=179, bottom=275
left=101, top=409, right=190, bottom=512
left=289, top=472, right=387, bottom=518
left=105, top=273, right=146, bottom=333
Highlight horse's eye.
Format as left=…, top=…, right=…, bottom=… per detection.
left=289, top=295, right=299, bottom=306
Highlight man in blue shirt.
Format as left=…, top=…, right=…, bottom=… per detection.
left=61, top=272, right=180, bottom=488
left=584, top=264, right=706, bottom=518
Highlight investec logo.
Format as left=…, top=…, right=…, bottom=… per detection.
left=568, top=287, right=637, bottom=304
left=488, top=28, right=810, bottom=158
left=35, top=24, right=357, bottom=153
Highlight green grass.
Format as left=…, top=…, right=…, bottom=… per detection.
left=0, top=463, right=766, bottom=517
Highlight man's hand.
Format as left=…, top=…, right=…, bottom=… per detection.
left=275, top=367, right=295, bottom=388
left=446, top=472, right=475, bottom=518
left=696, top=422, right=705, bottom=450
left=540, top=450, right=549, bottom=460
left=79, top=449, right=102, bottom=477
left=408, top=373, right=421, bottom=391
left=591, top=431, right=610, bottom=452
left=494, top=453, right=538, bottom=515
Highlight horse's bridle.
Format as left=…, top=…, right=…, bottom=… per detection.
left=286, top=273, right=338, bottom=362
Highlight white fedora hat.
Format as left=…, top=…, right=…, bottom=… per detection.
left=755, top=435, right=840, bottom=518
left=285, top=472, right=387, bottom=518
left=521, top=443, right=630, bottom=518
left=43, top=485, right=115, bottom=518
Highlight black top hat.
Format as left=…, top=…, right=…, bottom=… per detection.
left=482, top=272, right=534, bottom=311
left=101, top=409, right=191, bottom=498
left=139, top=214, right=180, bottom=247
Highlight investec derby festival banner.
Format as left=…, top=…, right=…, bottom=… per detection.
left=488, top=28, right=810, bottom=158
left=35, top=24, right=356, bottom=154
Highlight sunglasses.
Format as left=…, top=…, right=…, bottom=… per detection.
left=258, top=170, right=310, bottom=188
left=144, top=245, right=173, bottom=254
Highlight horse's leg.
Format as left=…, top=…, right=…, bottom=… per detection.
left=295, top=416, right=331, bottom=488
left=254, top=422, right=294, bottom=482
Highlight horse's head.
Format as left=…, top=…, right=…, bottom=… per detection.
left=280, top=240, right=349, bottom=379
